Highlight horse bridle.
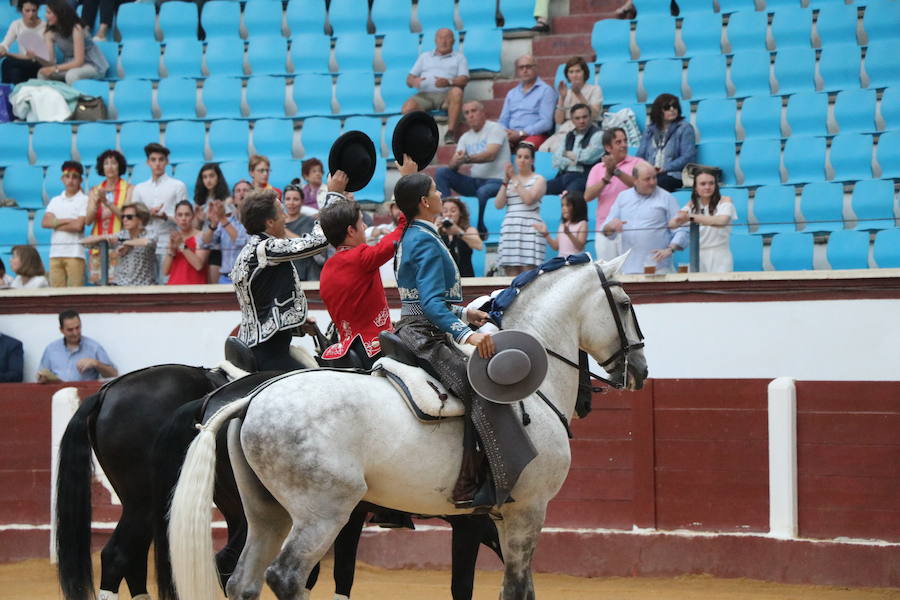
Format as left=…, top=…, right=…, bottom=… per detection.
left=543, top=263, right=645, bottom=391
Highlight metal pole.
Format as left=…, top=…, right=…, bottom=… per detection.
left=689, top=220, right=700, bottom=273
left=99, top=240, right=109, bottom=286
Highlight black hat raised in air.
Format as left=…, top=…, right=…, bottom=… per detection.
left=328, top=130, right=377, bottom=192
left=391, top=111, right=439, bottom=171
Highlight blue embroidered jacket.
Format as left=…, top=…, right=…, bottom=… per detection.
left=396, top=219, right=471, bottom=343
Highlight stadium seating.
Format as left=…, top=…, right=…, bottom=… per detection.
left=679, top=12, right=723, bottom=57
left=833, top=89, right=877, bottom=134
left=95, top=40, right=120, bottom=79
left=251, top=118, right=296, bottom=159
left=344, top=116, right=383, bottom=155
left=76, top=123, right=117, bottom=165
left=247, top=36, right=289, bottom=75
left=205, top=38, right=246, bottom=77
left=157, top=77, right=200, bottom=120
left=246, top=76, right=288, bottom=118
left=334, top=33, right=376, bottom=72
left=783, top=135, right=827, bottom=184
left=685, top=53, right=728, bottom=99
left=0, top=208, right=31, bottom=243
left=120, top=40, right=162, bottom=79
left=383, top=114, right=403, bottom=159
left=0, top=124, right=30, bottom=166
left=813, top=3, right=859, bottom=48
left=208, top=119, right=250, bottom=162
left=826, top=230, right=870, bottom=269
left=863, top=40, right=900, bottom=89
left=72, top=80, right=110, bottom=113
left=634, top=15, right=677, bottom=60
left=499, top=0, right=535, bottom=31
left=753, top=185, right=796, bottom=235
left=378, top=69, right=411, bottom=114
left=163, top=39, right=204, bottom=78
left=696, top=98, right=737, bottom=142
left=862, top=0, right=900, bottom=45
left=829, top=133, right=874, bottom=181
left=379, top=33, right=421, bottom=73
left=769, top=232, right=813, bottom=270
left=290, top=34, right=332, bottom=74
left=879, top=87, right=899, bottom=132
left=158, top=1, right=199, bottom=41
left=116, top=2, right=158, bottom=41
left=463, top=28, right=502, bottom=73
left=876, top=130, right=900, bottom=179
left=641, top=59, right=684, bottom=102
left=716, top=0, right=753, bottom=15
left=201, top=76, right=244, bottom=120
left=370, top=0, right=410, bottom=35
left=1, top=166, right=44, bottom=209
left=740, top=95, right=783, bottom=140
left=293, top=74, right=335, bottom=116
left=818, top=43, right=862, bottom=92
left=850, top=179, right=896, bottom=231
left=120, top=122, right=162, bottom=163
left=770, top=6, right=812, bottom=49
left=244, top=0, right=286, bottom=39
left=355, top=157, right=387, bottom=202
left=730, top=233, right=764, bottom=271
left=202, top=0, right=242, bottom=40
left=873, top=228, right=900, bottom=267
left=32, top=123, right=74, bottom=167
left=164, top=120, right=207, bottom=163
left=300, top=117, right=342, bottom=158
left=725, top=10, right=769, bottom=54
left=729, top=49, right=773, bottom=97
left=698, top=141, right=737, bottom=185
left=785, top=91, right=829, bottom=137
left=418, top=0, right=455, bottom=32
left=773, top=47, right=816, bottom=95
left=596, top=60, right=639, bottom=105
left=335, top=71, right=377, bottom=115
left=738, top=138, right=783, bottom=185
left=591, top=19, right=632, bottom=63
left=458, top=0, right=497, bottom=31
left=799, top=182, right=844, bottom=233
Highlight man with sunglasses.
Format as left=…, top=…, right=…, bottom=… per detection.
left=498, top=54, right=558, bottom=150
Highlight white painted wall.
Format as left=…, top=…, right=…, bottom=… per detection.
left=2, top=298, right=898, bottom=382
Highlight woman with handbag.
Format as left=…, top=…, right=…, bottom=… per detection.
left=34, top=0, right=108, bottom=85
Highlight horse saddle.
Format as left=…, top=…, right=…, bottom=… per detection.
left=224, top=336, right=258, bottom=373
left=373, top=350, right=465, bottom=423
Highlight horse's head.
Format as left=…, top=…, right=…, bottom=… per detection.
left=577, top=253, right=648, bottom=391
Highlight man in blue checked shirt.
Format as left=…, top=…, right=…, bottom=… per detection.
left=37, top=310, right=117, bottom=383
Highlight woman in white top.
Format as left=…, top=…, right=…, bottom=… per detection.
left=668, top=168, right=736, bottom=273
left=0, top=0, right=45, bottom=84
left=495, top=143, right=547, bottom=276
left=540, top=56, right=603, bottom=153
left=9, top=245, right=50, bottom=289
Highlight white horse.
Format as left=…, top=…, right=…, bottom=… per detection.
left=169, top=254, right=648, bottom=600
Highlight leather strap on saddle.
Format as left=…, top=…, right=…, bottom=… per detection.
left=224, top=336, right=258, bottom=373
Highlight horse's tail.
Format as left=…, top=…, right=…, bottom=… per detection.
left=55, top=389, right=101, bottom=600
left=169, top=396, right=251, bottom=600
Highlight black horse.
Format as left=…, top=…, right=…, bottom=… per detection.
left=55, top=364, right=503, bottom=600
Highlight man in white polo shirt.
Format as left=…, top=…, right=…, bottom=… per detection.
left=131, top=142, right=188, bottom=283
left=402, top=27, right=469, bottom=145
left=41, top=161, right=88, bottom=287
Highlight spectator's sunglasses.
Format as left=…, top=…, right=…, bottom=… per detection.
left=122, top=214, right=137, bottom=220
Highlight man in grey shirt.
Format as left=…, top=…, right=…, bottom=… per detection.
left=402, top=27, right=469, bottom=145
left=602, top=161, right=688, bottom=274
left=435, top=100, right=511, bottom=239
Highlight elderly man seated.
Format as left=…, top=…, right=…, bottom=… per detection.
left=545, top=103, right=604, bottom=195
left=498, top=54, right=558, bottom=150
left=402, top=28, right=470, bottom=145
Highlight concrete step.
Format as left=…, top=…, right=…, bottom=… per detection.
left=537, top=55, right=563, bottom=79
left=550, top=15, right=598, bottom=35
left=532, top=34, right=595, bottom=61
left=568, top=0, right=622, bottom=16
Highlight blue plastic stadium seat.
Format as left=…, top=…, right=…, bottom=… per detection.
left=499, top=0, right=535, bottom=31
left=730, top=233, right=763, bottom=271
left=0, top=208, right=30, bottom=243
left=862, top=0, right=900, bottom=45
left=383, top=114, right=403, bottom=158
left=418, top=0, right=455, bottom=32
left=679, top=13, right=722, bottom=57
left=93, top=40, right=120, bottom=78
left=698, top=141, right=737, bottom=185
left=379, top=32, right=420, bottom=73
left=130, top=162, right=173, bottom=184
left=120, top=39, right=161, bottom=79
left=876, top=130, right=900, bottom=179
left=738, top=138, right=782, bottom=185
left=719, top=187, right=749, bottom=233
left=873, top=228, right=900, bottom=267
left=336, top=71, right=376, bottom=115
left=300, top=117, right=342, bottom=158
left=244, top=0, right=285, bottom=39
left=784, top=92, right=827, bottom=137
left=753, top=184, right=796, bottom=234
left=208, top=119, right=250, bottom=162
left=370, top=0, right=410, bottom=35
left=117, top=3, right=158, bottom=41
left=851, top=179, right=895, bottom=230
left=864, top=41, right=900, bottom=90
left=740, top=95, right=782, bottom=140
left=205, top=38, right=246, bottom=76
left=159, top=1, right=199, bottom=41
left=818, top=43, right=861, bottom=92
left=164, top=120, right=207, bottom=163
left=157, top=77, right=199, bottom=120
left=378, top=69, right=411, bottom=114
left=716, top=0, right=754, bottom=14
left=344, top=116, right=383, bottom=155
left=162, top=38, right=203, bottom=78
left=201, top=76, right=244, bottom=119
left=763, top=0, right=803, bottom=9
left=247, top=76, right=288, bottom=118
left=75, top=123, right=117, bottom=165
left=172, top=160, right=205, bottom=199
left=592, top=19, right=632, bottom=63
left=533, top=151, right=553, bottom=179
left=783, top=135, right=827, bottom=184
left=826, top=230, right=870, bottom=269
left=43, top=169, right=65, bottom=203
left=289, top=34, right=331, bottom=74
left=327, top=0, right=369, bottom=36
left=2, top=166, right=44, bottom=209
left=770, top=6, right=812, bottom=49
left=729, top=49, right=772, bottom=97
left=813, top=4, right=859, bottom=48
left=829, top=133, right=874, bottom=182
left=685, top=53, right=728, bottom=100
left=334, top=33, right=375, bottom=72
left=32, top=123, right=73, bottom=167
left=880, top=87, right=899, bottom=132
left=286, top=0, right=327, bottom=36
left=120, top=122, right=162, bottom=163
left=252, top=118, right=295, bottom=158
left=72, top=80, right=110, bottom=112
left=355, top=157, right=386, bottom=202
left=247, top=35, right=288, bottom=75
left=217, top=160, right=247, bottom=190
left=458, top=0, right=497, bottom=30
left=463, top=27, right=502, bottom=73
left=201, top=0, right=242, bottom=39
left=833, top=89, right=876, bottom=134
left=641, top=59, right=683, bottom=102
left=635, top=15, right=676, bottom=60
left=769, top=232, right=813, bottom=270
left=293, top=73, right=334, bottom=116
left=267, top=157, right=301, bottom=189
left=0, top=124, right=30, bottom=166
left=799, top=181, right=843, bottom=232
left=597, top=60, right=638, bottom=105
left=695, top=98, right=737, bottom=142
left=726, top=10, right=769, bottom=54
left=773, top=47, right=816, bottom=95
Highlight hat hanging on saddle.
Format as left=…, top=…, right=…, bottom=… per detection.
left=391, top=110, right=439, bottom=171
left=467, top=330, right=548, bottom=404
left=328, top=130, right=377, bottom=192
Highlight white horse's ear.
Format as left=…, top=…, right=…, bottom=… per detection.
left=596, top=250, right=631, bottom=276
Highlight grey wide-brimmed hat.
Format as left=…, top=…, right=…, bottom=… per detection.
left=467, top=330, right=548, bottom=404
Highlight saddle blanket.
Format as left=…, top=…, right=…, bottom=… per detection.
left=373, top=357, right=465, bottom=422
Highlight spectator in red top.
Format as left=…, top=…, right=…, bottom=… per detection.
left=163, top=200, right=209, bottom=285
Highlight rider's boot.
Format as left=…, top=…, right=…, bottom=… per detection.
left=452, top=419, right=490, bottom=510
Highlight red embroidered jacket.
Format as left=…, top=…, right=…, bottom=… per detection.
left=319, top=216, right=406, bottom=359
